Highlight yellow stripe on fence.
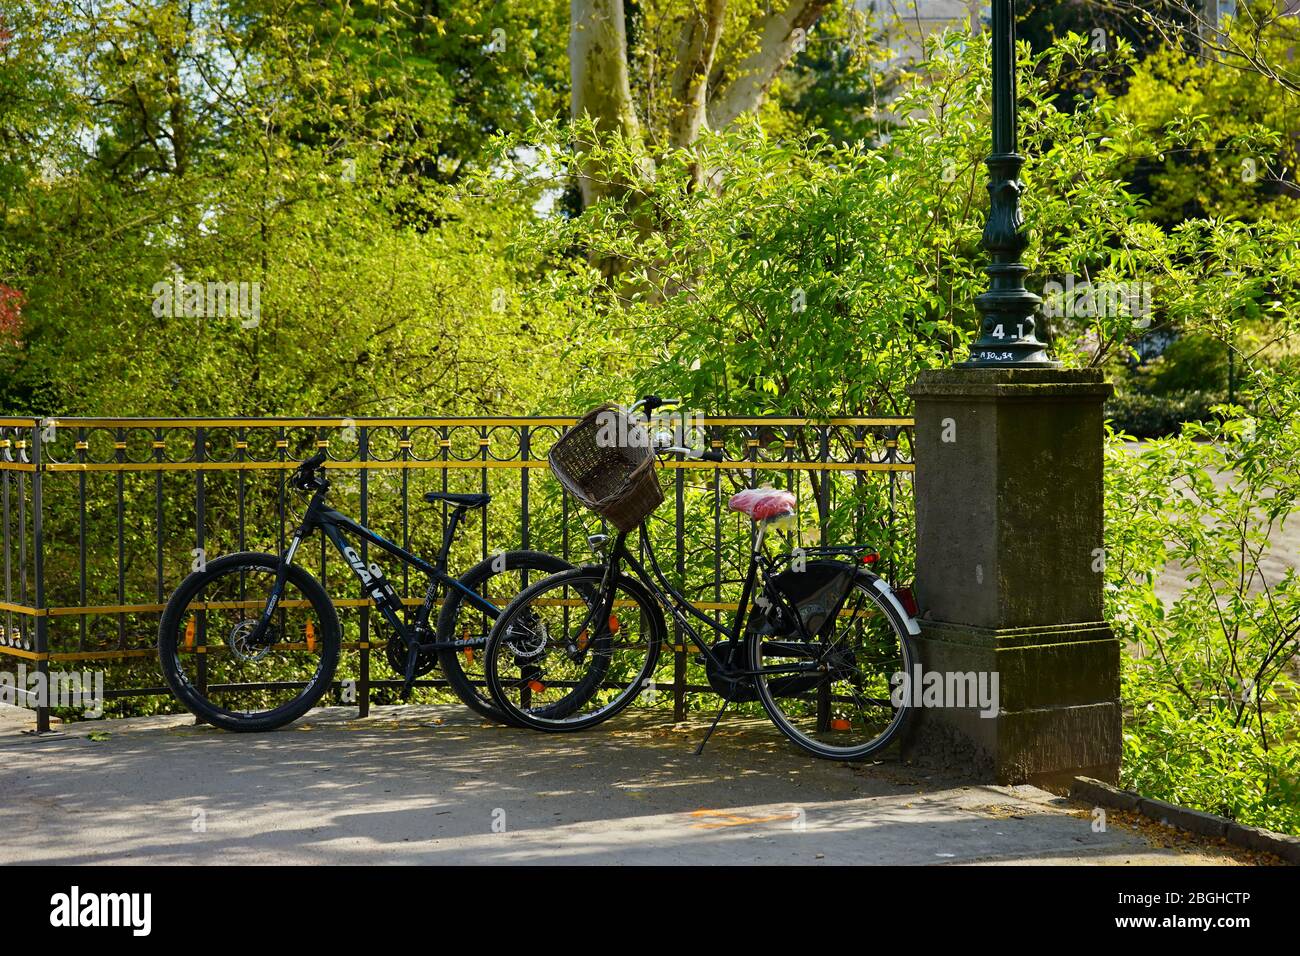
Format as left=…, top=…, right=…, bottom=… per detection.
left=40, top=458, right=911, bottom=474
left=13, top=416, right=913, bottom=429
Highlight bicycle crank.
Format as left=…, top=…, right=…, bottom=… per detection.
left=386, top=634, right=438, bottom=678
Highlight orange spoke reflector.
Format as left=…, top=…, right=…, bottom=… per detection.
left=608, top=615, right=620, bottom=634
left=463, top=627, right=474, bottom=664
left=305, top=620, right=317, bottom=653
left=184, top=617, right=196, bottom=651
left=527, top=679, right=546, bottom=694
left=576, top=630, right=589, bottom=650
left=830, top=718, right=852, bottom=731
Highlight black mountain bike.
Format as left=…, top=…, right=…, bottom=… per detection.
left=481, top=398, right=920, bottom=761
left=158, top=450, right=570, bottom=731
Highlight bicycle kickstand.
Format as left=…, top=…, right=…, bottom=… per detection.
left=694, top=699, right=730, bottom=756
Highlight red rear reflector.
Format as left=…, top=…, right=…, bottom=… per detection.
left=860, top=552, right=879, bottom=564
left=895, top=586, right=919, bottom=617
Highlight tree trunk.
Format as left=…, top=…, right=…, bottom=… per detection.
left=567, top=0, right=830, bottom=207
left=570, top=0, right=642, bottom=206
left=668, top=0, right=727, bottom=149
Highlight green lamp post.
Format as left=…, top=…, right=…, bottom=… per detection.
left=959, top=0, right=1058, bottom=368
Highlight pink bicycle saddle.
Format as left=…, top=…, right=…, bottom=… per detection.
left=727, top=487, right=797, bottom=522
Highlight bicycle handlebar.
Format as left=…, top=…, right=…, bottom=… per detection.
left=631, top=394, right=681, bottom=416
left=658, top=445, right=725, bottom=462
left=290, top=450, right=329, bottom=492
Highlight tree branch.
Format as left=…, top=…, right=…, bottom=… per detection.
left=668, top=0, right=727, bottom=148
left=706, top=0, right=830, bottom=130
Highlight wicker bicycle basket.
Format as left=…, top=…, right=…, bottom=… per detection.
left=548, top=404, right=664, bottom=532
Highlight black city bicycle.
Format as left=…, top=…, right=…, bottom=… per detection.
left=482, top=398, right=921, bottom=761
left=158, top=450, right=571, bottom=731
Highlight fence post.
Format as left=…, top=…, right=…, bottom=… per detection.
left=31, top=420, right=49, bottom=733
left=194, top=427, right=207, bottom=712
left=357, top=426, right=370, bottom=718
left=520, top=426, right=530, bottom=552
left=673, top=461, right=686, bottom=723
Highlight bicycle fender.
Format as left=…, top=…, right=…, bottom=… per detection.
left=858, top=570, right=922, bottom=636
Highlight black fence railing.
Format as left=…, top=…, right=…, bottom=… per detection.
left=0, top=414, right=914, bottom=730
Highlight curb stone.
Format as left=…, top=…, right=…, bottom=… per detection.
left=1070, top=776, right=1139, bottom=812
left=1226, top=821, right=1300, bottom=863
left=1072, top=776, right=1299, bottom=864
left=1136, top=796, right=1229, bottom=839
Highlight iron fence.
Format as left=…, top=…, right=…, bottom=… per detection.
left=0, top=415, right=914, bottom=731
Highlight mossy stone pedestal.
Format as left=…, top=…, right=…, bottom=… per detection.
left=904, top=368, right=1121, bottom=789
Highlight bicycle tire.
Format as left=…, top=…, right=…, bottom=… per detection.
left=751, top=570, right=916, bottom=760
left=484, top=567, right=664, bottom=732
left=158, top=552, right=341, bottom=732
left=434, top=549, right=572, bottom=723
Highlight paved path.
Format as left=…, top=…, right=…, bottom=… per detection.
left=0, top=704, right=1245, bottom=865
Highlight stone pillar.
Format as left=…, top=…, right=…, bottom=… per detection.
left=904, top=367, right=1121, bottom=789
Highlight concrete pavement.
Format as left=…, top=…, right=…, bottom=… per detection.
left=0, top=704, right=1249, bottom=865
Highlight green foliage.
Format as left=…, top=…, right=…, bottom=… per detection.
left=1136, top=333, right=1229, bottom=394
left=1105, top=367, right=1300, bottom=832
left=775, top=3, right=899, bottom=148
left=1104, top=389, right=1224, bottom=438
left=0, top=0, right=577, bottom=416
left=1113, top=23, right=1300, bottom=224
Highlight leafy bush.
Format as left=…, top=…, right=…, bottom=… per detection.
left=1105, top=370, right=1300, bottom=834
left=1105, top=390, right=1225, bottom=438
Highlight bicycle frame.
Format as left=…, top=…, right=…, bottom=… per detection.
left=598, top=522, right=841, bottom=682
left=250, top=481, right=498, bottom=652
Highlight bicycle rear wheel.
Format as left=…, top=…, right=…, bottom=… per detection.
left=435, top=550, right=572, bottom=723
left=751, top=572, right=915, bottom=760
left=484, top=568, right=663, bottom=731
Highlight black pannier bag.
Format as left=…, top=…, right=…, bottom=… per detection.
left=705, top=560, right=859, bottom=703
left=748, top=560, right=858, bottom=641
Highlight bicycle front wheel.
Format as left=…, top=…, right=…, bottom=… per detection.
left=158, top=552, right=341, bottom=732
left=751, top=572, right=915, bottom=760
left=484, top=568, right=663, bottom=731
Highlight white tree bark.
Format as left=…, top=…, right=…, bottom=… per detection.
left=667, top=0, right=727, bottom=148
left=706, top=0, right=830, bottom=131
left=570, top=0, right=642, bottom=205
